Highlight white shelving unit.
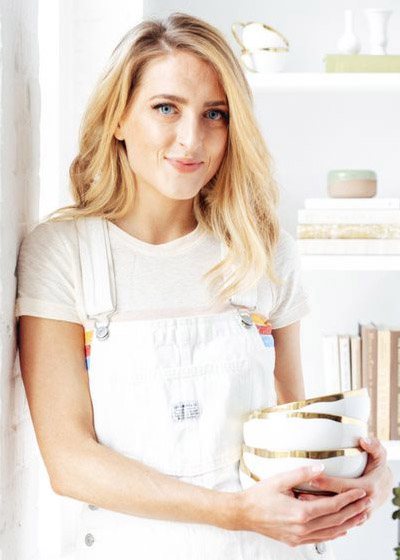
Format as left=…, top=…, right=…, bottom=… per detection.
left=301, top=254, right=400, bottom=271
left=383, top=440, right=400, bottom=462
left=245, top=71, right=400, bottom=92
left=248, top=71, right=400, bottom=466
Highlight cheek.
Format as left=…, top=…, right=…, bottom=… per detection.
left=208, top=131, right=228, bottom=167
left=125, top=124, right=171, bottom=165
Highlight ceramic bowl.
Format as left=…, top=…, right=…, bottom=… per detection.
left=243, top=411, right=368, bottom=451
left=249, top=388, right=370, bottom=424
left=239, top=447, right=368, bottom=493
left=241, top=49, right=289, bottom=73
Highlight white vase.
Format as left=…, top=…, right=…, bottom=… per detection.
left=337, top=9, right=361, bottom=54
left=364, top=9, right=393, bottom=54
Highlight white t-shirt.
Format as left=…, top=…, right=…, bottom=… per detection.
left=14, top=219, right=310, bottom=329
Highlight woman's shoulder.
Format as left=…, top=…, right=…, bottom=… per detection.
left=273, top=227, right=299, bottom=264
left=20, top=218, right=78, bottom=252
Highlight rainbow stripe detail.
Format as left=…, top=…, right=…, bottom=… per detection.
left=250, top=312, right=274, bottom=348
left=84, top=329, right=94, bottom=370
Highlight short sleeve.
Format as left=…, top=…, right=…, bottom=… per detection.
left=15, top=221, right=82, bottom=324
left=268, top=228, right=311, bottom=329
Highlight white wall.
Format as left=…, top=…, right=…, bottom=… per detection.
left=0, top=1, right=41, bottom=559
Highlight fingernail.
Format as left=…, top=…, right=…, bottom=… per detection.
left=363, top=437, right=372, bottom=445
left=311, top=464, right=325, bottom=473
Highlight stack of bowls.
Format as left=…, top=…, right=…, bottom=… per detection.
left=239, top=388, right=370, bottom=494
left=231, top=21, right=290, bottom=73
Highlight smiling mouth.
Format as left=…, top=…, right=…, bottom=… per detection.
left=165, top=158, right=204, bottom=172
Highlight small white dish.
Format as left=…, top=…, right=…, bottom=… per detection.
left=241, top=49, right=289, bottom=73
left=241, top=447, right=368, bottom=492
left=250, top=387, right=370, bottom=424
left=243, top=446, right=368, bottom=477
left=243, top=412, right=368, bottom=451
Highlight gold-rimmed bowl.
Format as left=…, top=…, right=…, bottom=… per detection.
left=239, top=446, right=368, bottom=493
left=243, top=411, right=368, bottom=451
left=252, top=388, right=370, bottom=424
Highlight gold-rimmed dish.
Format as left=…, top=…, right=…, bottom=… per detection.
left=248, top=387, right=370, bottom=423
left=239, top=445, right=368, bottom=494
left=243, top=411, right=368, bottom=451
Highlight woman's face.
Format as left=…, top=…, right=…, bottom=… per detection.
left=114, top=51, right=229, bottom=202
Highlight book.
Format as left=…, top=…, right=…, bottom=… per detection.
left=298, top=209, right=400, bottom=224
left=377, top=328, right=391, bottom=440
left=322, top=335, right=341, bottom=394
left=297, top=239, right=400, bottom=254
left=324, top=54, right=400, bottom=72
left=350, top=335, right=361, bottom=390
left=338, top=335, right=352, bottom=392
left=390, top=331, right=400, bottom=440
left=305, top=198, right=400, bottom=210
left=359, top=322, right=378, bottom=437
left=297, top=223, right=400, bottom=239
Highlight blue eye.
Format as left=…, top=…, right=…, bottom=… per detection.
left=154, top=103, right=175, bottom=115
left=152, top=103, right=176, bottom=116
left=151, top=103, right=229, bottom=123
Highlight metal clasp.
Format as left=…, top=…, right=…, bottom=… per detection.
left=94, top=318, right=111, bottom=341
left=229, top=298, right=256, bottom=329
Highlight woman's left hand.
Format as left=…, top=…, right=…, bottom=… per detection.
left=295, top=436, right=394, bottom=521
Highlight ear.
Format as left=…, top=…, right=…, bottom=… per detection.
left=114, top=122, right=124, bottom=141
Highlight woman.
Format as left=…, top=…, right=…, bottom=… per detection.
left=16, top=12, right=392, bottom=560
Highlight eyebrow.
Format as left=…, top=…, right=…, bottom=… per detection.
left=149, top=94, right=228, bottom=107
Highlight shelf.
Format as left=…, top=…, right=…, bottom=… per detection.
left=383, top=440, right=400, bottom=462
left=245, top=72, right=400, bottom=93
left=300, top=254, right=400, bottom=271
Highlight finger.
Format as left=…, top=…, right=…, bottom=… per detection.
left=297, top=493, right=325, bottom=502
left=308, top=473, right=358, bottom=494
left=304, top=494, right=372, bottom=535
left=302, top=502, right=370, bottom=542
left=299, top=487, right=367, bottom=522
left=275, top=464, right=326, bottom=492
left=359, top=435, right=387, bottom=463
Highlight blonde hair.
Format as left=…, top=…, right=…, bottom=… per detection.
left=45, top=12, right=282, bottom=307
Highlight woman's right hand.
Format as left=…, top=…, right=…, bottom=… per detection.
left=232, top=465, right=373, bottom=547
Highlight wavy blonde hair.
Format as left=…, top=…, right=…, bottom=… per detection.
left=45, top=12, right=282, bottom=307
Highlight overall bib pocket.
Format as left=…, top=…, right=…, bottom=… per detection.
left=88, top=354, right=254, bottom=477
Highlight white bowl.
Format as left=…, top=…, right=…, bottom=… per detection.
left=240, top=447, right=368, bottom=493
left=241, top=49, right=289, bottom=73
left=243, top=411, right=368, bottom=451
left=251, top=388, right=370, bottom=424
left=242, top=23, right=286, bottom=50
left=239, top=448, right=368, bottom=494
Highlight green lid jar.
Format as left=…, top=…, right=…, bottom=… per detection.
left=327, top=169, right=377, bottom=198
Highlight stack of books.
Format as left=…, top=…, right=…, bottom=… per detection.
left=322, top=323, right=400, bottom=440
left=324, top=54, right=400, bottom=73
left=297, top=197, right=400, bottom=255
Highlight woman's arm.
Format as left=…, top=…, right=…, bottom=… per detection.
left=17, top=316, right=234, bottom=528
left=272, top=320, right=306, bottom=405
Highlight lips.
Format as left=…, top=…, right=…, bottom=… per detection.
left=165, top=157, right=203, bottom=173
left=167, top=158, right=203, bottom=165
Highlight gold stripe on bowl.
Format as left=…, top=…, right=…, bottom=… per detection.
left=247, top=410, right=366, bottom=426
left=248, top=388, right=368, bottom=417
left=242, top=443, right=364, bottom=459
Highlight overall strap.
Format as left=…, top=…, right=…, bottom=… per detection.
left=75, top=217, right=116, bottom=338
left=220, top=239, right=258, bottom=310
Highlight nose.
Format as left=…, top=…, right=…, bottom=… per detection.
left=176, top=112, right=204, bottom=154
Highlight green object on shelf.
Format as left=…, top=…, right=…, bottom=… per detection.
left=324, top=54, right=400, bottom=72
left=328, top=170, right=377, bottom=183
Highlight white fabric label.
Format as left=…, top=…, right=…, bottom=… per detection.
left=171, top=401, right=201, bottom=422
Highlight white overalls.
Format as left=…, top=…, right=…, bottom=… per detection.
left=72, top=217, right=335, bottom=560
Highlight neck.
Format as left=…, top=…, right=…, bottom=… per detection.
left=111, top=186, right=198, bottom=245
